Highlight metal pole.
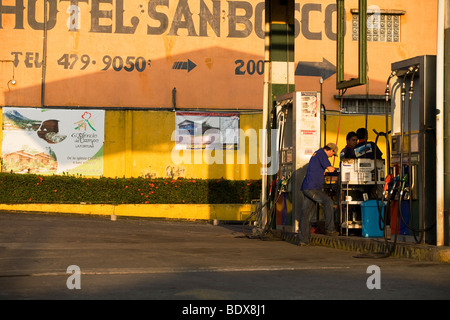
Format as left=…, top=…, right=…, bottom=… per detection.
left=261, top=0, right=271, bottom=229
left=436, top=0, right=445, bottom=246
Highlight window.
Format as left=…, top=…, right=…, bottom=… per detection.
left=351, top=9, right=405, bottom=43
left=334, top=95, right=390, bottom=114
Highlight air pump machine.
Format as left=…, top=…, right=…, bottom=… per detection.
left=389, top=55, right=436, bottom=244
left=274, top=92, right=321, bottom=233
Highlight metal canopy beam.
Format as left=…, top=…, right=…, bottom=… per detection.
left=336, top=0, right=367, bottom=90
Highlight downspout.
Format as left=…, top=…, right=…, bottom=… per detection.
left=436, top=0, right=445, bottom=246
left=41, top=1, right=48, bottom=107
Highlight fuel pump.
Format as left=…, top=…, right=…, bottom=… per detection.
left=274, top=92, right=321, bottom=233
left=389, top=55, right=437, bottom=244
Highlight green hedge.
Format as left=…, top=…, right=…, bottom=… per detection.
left=0, top=173, right=262, bottom=205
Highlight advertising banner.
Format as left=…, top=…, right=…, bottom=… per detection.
left=2, top=108, right=105, bottom=176
left=175, top=111, right=239, bottom=150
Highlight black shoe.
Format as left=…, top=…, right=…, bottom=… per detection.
left=298, top=240, right=311, bottom=247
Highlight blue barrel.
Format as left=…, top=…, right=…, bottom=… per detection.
left=361, top=200, right=385, bottom=238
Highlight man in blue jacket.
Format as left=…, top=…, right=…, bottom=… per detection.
left=299, top=143, right=339, bottom=246
left=354, top=128, right=383, bottom=159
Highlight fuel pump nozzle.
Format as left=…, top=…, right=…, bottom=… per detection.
left=384, top=174, right=393, bottom=192
left=384, top=71, right=397, bottom=174
left=280, top=176, right=290, bottom=193
left=401, top=67, right=414, bottom=102
left=387, top=175, right=401, bottom=200
left=399, top=174, right=409, bottom=200
left=408, top=65, right=419, bottom=99
left=401, top=173, right=408, bottom=188
left=385, top=71, right=397, bottom=102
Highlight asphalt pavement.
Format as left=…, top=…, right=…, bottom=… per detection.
left=0, top=211, right=449, bottom=307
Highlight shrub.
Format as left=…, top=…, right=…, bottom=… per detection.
left=0, top=173, right=262, bottom=205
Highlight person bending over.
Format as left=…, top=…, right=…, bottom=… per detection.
left=299, top=143, right=339, bottom=245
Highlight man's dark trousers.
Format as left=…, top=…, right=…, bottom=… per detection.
left=299, top=189, right=336, bottom=244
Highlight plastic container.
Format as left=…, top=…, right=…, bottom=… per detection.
left=361, top=200, right=385, bottom=238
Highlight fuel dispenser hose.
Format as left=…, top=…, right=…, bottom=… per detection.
left=354, top=70, right=415, bottom=258
left=353, top=129, right=398, bottom=259
left=353, top=123, right=419, bottom=258
left=242, top=106, right=289, bottom=239
left=397, top=66, right=436, bottom=240
left=393, top=66, right=435, bottom=244
left=354, top=66, right=435, bottom=258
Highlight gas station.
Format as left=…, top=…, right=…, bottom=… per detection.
left=0, top=0, right=448, bottom=258
left=248, top=0, right=449, bottom=254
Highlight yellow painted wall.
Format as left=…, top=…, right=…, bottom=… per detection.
left=103, top=110, right=264, bottom=179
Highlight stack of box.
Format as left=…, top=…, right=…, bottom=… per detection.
left=340, top=159, right=385, bottom=184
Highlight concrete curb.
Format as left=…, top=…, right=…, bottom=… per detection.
left=278, top=231, right=450, bottom=263
left=0, top=203, right=252, bottom=221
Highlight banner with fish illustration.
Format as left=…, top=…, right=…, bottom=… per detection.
left=2, top=108, right=105, bottom=176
